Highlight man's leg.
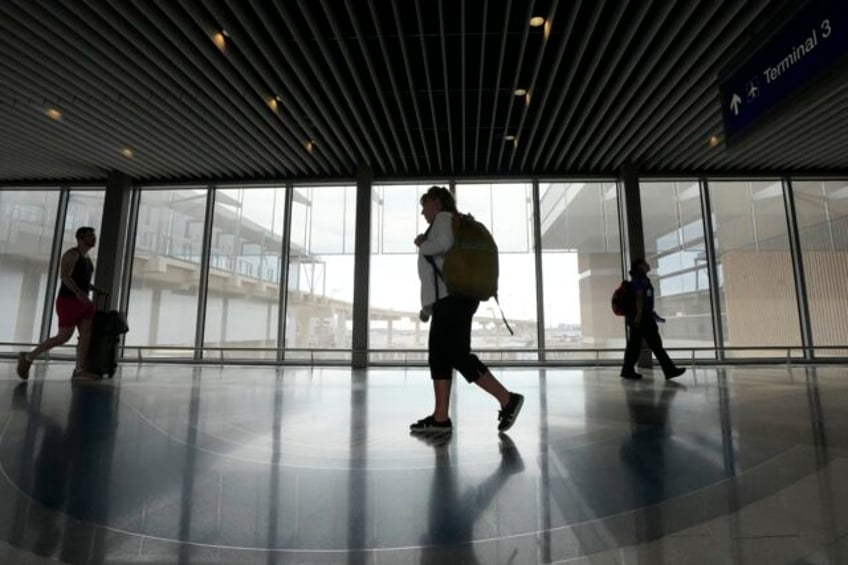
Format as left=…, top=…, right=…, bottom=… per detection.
left=28, top=328, right=75, bottom=359
left=621, top=323, right=643, bottom=377
left=17, top=327, right=74, bottom=379
left=641, top=320, right=680, bottom=375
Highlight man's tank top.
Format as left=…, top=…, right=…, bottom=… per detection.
left=58, top=250, right=94, bottom=298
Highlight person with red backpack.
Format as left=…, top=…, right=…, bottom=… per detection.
left=620, top=258, right=686, bottom=381
left=410, top=186, right=523, bottom=434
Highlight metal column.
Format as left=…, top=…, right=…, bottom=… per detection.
left=699, top=179, right=725, bottom=360
left=39, top=187, right=70, bottom=342
left=783, top=178, right=814, bottom=360
left=532, top=179, right=546, bottom=362
left=277, top=184, right=295, bottom=362
left=351, top=166, right=373, bottom=369
left=193, top=186, right=216, bottom=361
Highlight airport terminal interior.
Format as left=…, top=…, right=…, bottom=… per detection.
left=1, top=1, right=847, bottom=563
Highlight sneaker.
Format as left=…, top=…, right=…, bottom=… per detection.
left=16, top=353, right=31, bottom=381
left=498, top=393, right=524, bottom=432
left=410, top=415, right=452, bottom=434
left=620, top=371, right=643, bottom=380
left=665, top=367, right=686, bottom=380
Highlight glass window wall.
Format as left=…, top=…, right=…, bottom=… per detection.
left=708, top=180, right=802, bottom=357
left=285, top=185, right=356, bottom=360
left=0, top=189, right=61, bottom=350
left=792, top=179, right=848, bottom=357
left=540, top=181, right=624, bottom=360
left=204, top=187, right=286, bottom=360
left=640, top=181, right=714, bottom=358
left=455, top=182, right=537, bottom=361
left=124, top=188, right=208, bottom=358
left=368, top=183, right=438, bottom=362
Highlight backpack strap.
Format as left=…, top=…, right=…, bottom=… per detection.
left=425, top=255, right=442, bottom=301
left=493, top=295, right=514, bottom=336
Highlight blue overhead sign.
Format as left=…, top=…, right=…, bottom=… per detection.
left=719, top=0, right=848, bottom=142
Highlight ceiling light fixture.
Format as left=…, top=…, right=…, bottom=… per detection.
left=514, top=88, right=527, bottom=97
left=212, top=32, right=226, bottom=51
left=45, top=108, right=62, bottom=121
left=120, top=147, right=134, bottom=159
left=708, top=135, right=720, bottom=148
left=544, top=19, right=552, bottom=40
left=525, top=92, right=531, bottom=106
left=529, top=16, right=545, bottom=27
left=267, top=97, right=278, bottom=112
left=304, top=140, right=315, bottom=153
left=504, top=135, right=515, bottom=141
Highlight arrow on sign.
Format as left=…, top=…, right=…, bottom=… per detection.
left=729, top=93, right=742, bottom=116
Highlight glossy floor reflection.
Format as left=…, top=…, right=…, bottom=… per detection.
left=0, top=363, right=846, bottom=564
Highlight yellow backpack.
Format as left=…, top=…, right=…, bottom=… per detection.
left=426, top=213, right=513, bottom=334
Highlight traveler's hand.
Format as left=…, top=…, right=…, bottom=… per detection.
left=414, top=234, right=426, bottom=247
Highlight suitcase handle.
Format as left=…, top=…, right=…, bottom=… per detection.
left=95, top=290, right=111, bottom=311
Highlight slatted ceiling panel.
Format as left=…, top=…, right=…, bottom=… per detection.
left=0, top=0, right=845, bottom=185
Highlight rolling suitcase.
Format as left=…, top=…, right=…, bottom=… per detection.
left=88, top=298, right=129, bottom=378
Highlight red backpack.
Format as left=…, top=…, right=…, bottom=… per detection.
left=611, top=280, right=634, bottom=316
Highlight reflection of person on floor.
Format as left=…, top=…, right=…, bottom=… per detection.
left=10, top=382, right=117, bottom=563
left=618, top=380, right=684, bottom=549
left=417, top=433, right=525, bottom=565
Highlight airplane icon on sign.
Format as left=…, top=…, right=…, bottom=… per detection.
left=746, top=78, right=760, bottom=101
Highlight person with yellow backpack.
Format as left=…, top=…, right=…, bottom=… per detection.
left=410, top=186, right=523, bottom=434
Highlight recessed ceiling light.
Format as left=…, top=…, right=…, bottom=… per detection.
left=504, top=135, right=515, bottom=141
left=275, top=94, right=284, bottom=102
left=221, top=29, right=230, bottom=38
left=708, top=135, right=720, bottom=148
left=544, top=19, right=552, bottom=40
left=212, top=32, right=226, bottom=51
left=514, top=88, right=527, bottom=97
left=304, top=140, right=315, bottom=153
left=45, top=108, right=62, bottom=121
left=266, top=97, right=278, bottom=112
left=525, top=92, right=531, bottom=106
left=120, top=147, right=134, bottom=159
left=529, top=16, right=545, bottom=27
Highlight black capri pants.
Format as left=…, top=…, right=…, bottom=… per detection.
left=428, top=295, right=489, bottom=382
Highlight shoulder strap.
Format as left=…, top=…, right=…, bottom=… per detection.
left=493, top=295, right=514, bottom=336
left=425, top=255, right=442, bottom=300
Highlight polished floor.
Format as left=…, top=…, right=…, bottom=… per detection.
left=0, top=361, right=846, bottom=565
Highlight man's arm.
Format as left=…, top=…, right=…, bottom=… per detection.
left=59, top=250, right=91, bottom=303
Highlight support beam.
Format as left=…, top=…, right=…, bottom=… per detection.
left=619, top=163, right=652, bottom=368
left=351, top=166, right=373, bottom=369
left=94, top=171, right=133, bottom=310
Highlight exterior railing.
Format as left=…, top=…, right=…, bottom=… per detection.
left=3, top=342, right=848, bottom=367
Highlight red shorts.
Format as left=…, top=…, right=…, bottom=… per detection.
left=56, top=296, right=95, bottom=328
